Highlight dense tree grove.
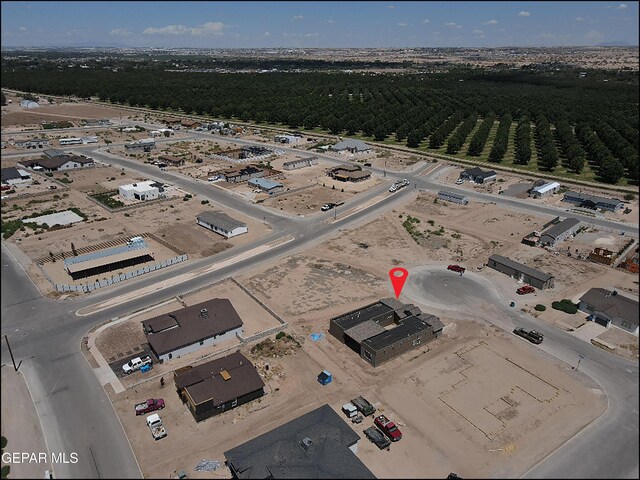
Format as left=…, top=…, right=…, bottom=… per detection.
left=534, top=115, right=559, bottom=171
left=488, top=113, right=512, bottom=163
left=575, top=122, right=626, bottom=183
left=446, top=112, right=478, bottom=154
left=593, top=122, right=639, bottom=180
left=429, top=111, right=465, bottom=149
left=555, top=119, right=586, bottom=174
left=1, top=60, right=637, bottom=183
left=467, top=113, right=496, bottom=156
left=514, top=116, right=532, bottom=165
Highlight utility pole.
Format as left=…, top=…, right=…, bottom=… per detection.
left=4, top=335, right=21, bottom=371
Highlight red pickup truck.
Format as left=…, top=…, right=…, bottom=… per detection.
left=447, top=265, right=465, bottom=274
left=374, top=414, right=402, bottom=442
left=516, top=285, right=535, bottom=295
left=135, top=398, right=165, bottom=415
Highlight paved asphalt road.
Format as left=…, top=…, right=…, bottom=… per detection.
left=1, top=128, right=638, bottom=478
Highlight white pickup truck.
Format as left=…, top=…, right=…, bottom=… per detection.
left=146, top=413, right=167, bottom=440
left=122, top=355, right=152, bottom=374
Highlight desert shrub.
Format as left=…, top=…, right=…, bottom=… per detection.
left=551, top=299, right=578, bottom=314
left=534, top=304, right=546, bottom=312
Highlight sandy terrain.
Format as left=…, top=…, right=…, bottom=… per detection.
left=95, top=309, right=604, bottom=479
left=92, top=279, right=283, bottom=390
left=2, top=161, right=271, bottom=295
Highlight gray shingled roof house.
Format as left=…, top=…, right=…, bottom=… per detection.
left=224, top=404, right=376, bottom=479
left=196, top=211, right=248, bottom=239
left=579, top=288, right=639, bottom=335
left=488, top=254, right=555, bottom=289
left=142, top=298, right=243, bottom=362
left=330, top=139, right=371, bottom=153
left=539, top=218, right=580, bottom=247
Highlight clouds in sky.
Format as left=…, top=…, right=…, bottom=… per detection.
left=109, top=28, right=132, bottom=36
left=445, top=22, right=462, bottom=28
left=143, top=22, right=225, bottom=36
left=292, top=15, right=304, bottom=20
left=486, top=19, right=498, bottom=24
left=518, top=11, right=531, bottom=17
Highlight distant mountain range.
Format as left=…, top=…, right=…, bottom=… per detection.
left=596, top=41, right=637, bottom=47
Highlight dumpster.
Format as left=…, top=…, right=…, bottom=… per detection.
left=317, top=370, right=332, bottom=385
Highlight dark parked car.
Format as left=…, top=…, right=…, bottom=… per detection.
left=513, top=328, right=543, bottom=344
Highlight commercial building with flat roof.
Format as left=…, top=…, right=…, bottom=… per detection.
left=143, top=298, right=244, bottom=362
left=562, top=191, right=624, bottom=212
left=119, top=180, right=162, bottom=201
left=174, top=352, right=264, bottom=422
left=329, top=298, right=443, bottom=367
left=579, top=288, right=639, bottom=335
left=224, top=404, right=375, bottom=479
left=196, top=211, right=248, bottom=239
left=361, top=314, right=442, bottom=366
left=487, top=254, right=555, bottom=289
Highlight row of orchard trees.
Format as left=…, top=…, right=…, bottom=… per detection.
left=1, top=65, right=637, bottom=183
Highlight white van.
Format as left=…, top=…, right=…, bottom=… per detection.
left=342, top=402, right=358, bottom=418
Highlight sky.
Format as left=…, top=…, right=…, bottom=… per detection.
left=1, top=1, right=638, bottom=49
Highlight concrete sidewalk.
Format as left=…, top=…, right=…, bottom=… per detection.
left=87, top=323, right=127, bottom=394
left=1, top=367, right=52, bottom=479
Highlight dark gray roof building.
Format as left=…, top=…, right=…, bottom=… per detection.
left=224, top=404, right=376, bottom=479
left=143, top=298, right=243, bottom=360
left=174, top=351, right=265, bottom=422
left=43, top=149, right=67, bottom=158
left=460, top=167, right=497, bottom=183
left=488, top=254, right=555, bottom=289
left=362, top=314, right=443, bottom=351
left=329, top=298, right=443, bottom=367
left=539, top=218, right=580, bottom=247
left=563, top=191, right=624, bottom=212
left=579, top=288, right=639, bottom=335
left=1, top=167, right=24, bottom=182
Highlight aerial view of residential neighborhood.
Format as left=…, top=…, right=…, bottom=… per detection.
left=1, top=1, right=639, bottom=479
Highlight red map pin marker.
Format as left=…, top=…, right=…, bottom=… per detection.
left=389, top=267, right=408, bottom=299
